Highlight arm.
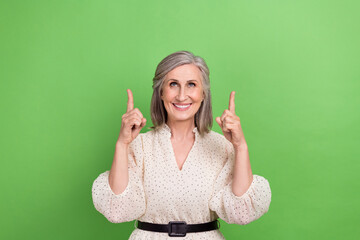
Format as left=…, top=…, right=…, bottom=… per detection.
left=215, top=91, right=253, bottom=197
left=109, top=88, right=146, bottom=195
left=91, top=89, right=147, bottom=223
left=211, top=91, right=271, bottom=225
left=108, top=142, right=130, bottom=195
left=208, top=140, right=271, bottom=225
left=232, top=143, right=253, bottom=197
left=91, top=135, right=146, bottom=223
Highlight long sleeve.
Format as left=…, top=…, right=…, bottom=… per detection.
left=209, top=138, right=271, bottom=225
left=91, top=134, right=146, bottom=223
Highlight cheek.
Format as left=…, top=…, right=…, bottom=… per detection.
left=193, top=89, right=204, bottom=101
left=161, top=88, right=175, bottom=101
left=161, top=88, right=169, bottom=99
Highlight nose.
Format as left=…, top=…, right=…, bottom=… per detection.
left=176, top=86, right=187, bottom=102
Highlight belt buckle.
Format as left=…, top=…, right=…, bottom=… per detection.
left=168, top=221, right=187, bottom=237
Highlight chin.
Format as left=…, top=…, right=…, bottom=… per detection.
left=171, top=117, right=194, bottom=122
left=168, top=114, right=196, bottom=123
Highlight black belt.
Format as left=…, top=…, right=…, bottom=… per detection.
left=136, top=220, right=220, bottom=237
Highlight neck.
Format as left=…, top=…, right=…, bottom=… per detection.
left=166, top=118, right=195, bottom=141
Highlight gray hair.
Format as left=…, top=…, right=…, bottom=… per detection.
left=150, top=50, right=213, bottom=136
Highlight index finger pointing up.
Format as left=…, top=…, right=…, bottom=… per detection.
left=228, top=91, right=235, bottom=113
left=127, top=89, right=134, bottom=112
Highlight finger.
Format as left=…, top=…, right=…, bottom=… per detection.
left=132, top=127, right=141, bottom=136
left=215, top=117, right=222, bottom=128
left=136, top=118, right=147, bottom=130
left=135, top=119, right=146, bottom=129
left=127, top=108, right=143, bottom=120
left=140, top=118, right=147, bottom=128
left=228, top=91, right=235, bottom=114
left=222, top=120, right=231, bottom=132
left=122, top=112, right=129, bottom=120
left=127, top=89, right=134, bottom=112
left=133, top=108, right=143, bottom=119
left=122, top=111, right=135, bottom=120
left=133, top=119, right=145, bottom=136
left=223, top=122, right=236, bottom=131
left=222, top=115, right=237, bottom=125
left=220, top=110, right=230, bottom=122
left=126, top=117, right=141, bottom=128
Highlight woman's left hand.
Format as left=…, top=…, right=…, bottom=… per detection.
left=216, top=91, right=247, bottom=149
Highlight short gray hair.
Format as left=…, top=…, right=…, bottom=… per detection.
left=150, top=50, right=213, bottom=136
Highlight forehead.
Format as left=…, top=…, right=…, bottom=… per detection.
left=165, top=64, right=202, bottom=81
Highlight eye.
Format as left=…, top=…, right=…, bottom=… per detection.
left=188, top=82, right=196, bottom=87
left=169, top=82, right=177, bottom=87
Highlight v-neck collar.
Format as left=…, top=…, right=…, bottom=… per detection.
left=158, top=123, right=198, bottom=172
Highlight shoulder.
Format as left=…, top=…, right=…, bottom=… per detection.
left=138, top=127, right=157, bottom=141
left=199, top=130, right=232, bottom=153
left=131, top=128, right=161, bottom=148
left=201, top=130, right=229, bottom=145
left=206, top=130, right=224, bottom=139
left=128, top=130, right=155, bottom=160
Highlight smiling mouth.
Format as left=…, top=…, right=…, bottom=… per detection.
left=172, top=103, right=192, bottom=110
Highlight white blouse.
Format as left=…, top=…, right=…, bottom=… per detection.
left=92, top=124, right=271, bottom=239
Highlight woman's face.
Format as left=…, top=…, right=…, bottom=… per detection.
left=161, top=64, right=204, bottom=124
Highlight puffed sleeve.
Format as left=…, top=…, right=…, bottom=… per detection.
left=209, top=138, right=271, bottom=225
left=91, top=134, right=146, bottom=223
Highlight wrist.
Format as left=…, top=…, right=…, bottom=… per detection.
left=233, top=142, right=248, bottom=152
left=116, top=141, right=129, bottom=149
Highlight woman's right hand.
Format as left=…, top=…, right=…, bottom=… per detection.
left=117, top=89, right=146, bottom=145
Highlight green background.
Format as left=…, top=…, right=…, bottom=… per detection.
left=1, top=0, right=359, bottom=239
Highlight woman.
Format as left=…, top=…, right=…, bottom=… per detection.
left=92, top=51, right=271, bottom=239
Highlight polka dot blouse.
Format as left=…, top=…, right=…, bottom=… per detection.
left=92, top=124, right=271, bottom=239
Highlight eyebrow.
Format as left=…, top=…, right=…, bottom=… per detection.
left=167, top=79, right=199, bottom=83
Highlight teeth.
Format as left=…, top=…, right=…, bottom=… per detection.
left=174, top=104, right=191, bottom=109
